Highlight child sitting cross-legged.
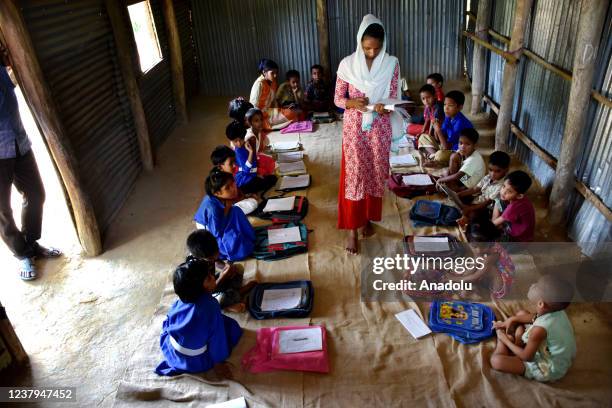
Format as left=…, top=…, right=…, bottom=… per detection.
left=276, top=69, right=305, bottom=116
left=492, top=170, right=536, bottom=242
left=304, top=64, right=332, bottom=113
left=435, top=128, right=485, bottom=192
left=194, top=168, right=255, bottom=261
left=490, top=274, right=576, bottom=382
left=226, top=120, right=277, bottom=195
left=186, top=230, right=257, bottom=313
left=155, top=258, right=242, bottom=378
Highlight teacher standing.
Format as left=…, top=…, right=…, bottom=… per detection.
left=334, top=15, right=401, bottom=254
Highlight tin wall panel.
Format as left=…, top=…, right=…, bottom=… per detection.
left=192, top=0, right=319, bottom=96
left=175, top=0, right=199, bottom=98
left=20, top=0, right=142, bottom=232
left=140, top=0, right=177, bottom=148
left=327, top=0, right=465, bottom=83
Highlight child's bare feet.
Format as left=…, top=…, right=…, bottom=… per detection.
left=362, top=221, right=375, bottom=238
left=346, top=229, right=359, bottom=254
left=239, top=280, right=258, bottom=296
left=225, top=302, right=246, bottom=313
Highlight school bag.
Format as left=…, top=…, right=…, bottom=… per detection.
left=403, top=268, right=448, bottom=299
left=253, top=195, right=309, bottom=223
left=247, top=280, right=314, bottom=319
left=252, top=222, right=308, bottom=261
left=409, top=200, right=461, bottom=227
left=428, top=300, right=495, bottom=344
left=242, top=325, right=329, bottom=373
left=388, top=173, right=437, bottom=198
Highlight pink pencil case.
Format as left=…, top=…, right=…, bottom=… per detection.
left=280, top=121, right=313, bottom=134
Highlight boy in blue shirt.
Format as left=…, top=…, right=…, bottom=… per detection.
left=419, top=90, right=473, bottom=167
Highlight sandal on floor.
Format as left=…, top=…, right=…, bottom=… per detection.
left=35, top=245, right=62, bottom=259
left=19, top=258, right=38, bottom=281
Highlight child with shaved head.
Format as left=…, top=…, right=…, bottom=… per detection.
left=490, top=275, right=576, bottom=382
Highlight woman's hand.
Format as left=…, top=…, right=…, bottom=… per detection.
left=373, top=103, right=388, bottom=115
left=347, top=97, right=369, bottom=112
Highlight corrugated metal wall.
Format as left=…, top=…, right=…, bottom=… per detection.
left=20, top=0, right=142, bottom=232
left=192, top=0, right=320, bottom=96
left=175, top=0, right=199, bottom=98
left=139, top=0, right=176, bottom=148
left=479, top=0, right=611, bottom=253
left=327, top=0, right=466, bottom=82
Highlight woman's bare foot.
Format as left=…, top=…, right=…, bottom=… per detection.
left=239, top=280, right=258, bottom=296
left=346, top=229, right=359, bottom=254
left=225, top=302, right=246, bottom=313
left=362, top=221, right=375, bottom=238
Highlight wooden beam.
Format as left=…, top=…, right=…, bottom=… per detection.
left=162, top=0, right=188, bottom=124
left=482, top=94, right=612, bottom=222
left=462, top=31, right=518, bottom=63
left=0, top=1, right=102, bottom=256
left=494, top=0, right=533, bottom=152
left=549, top=0, right=609, bottom=224
left=0, top=301, right=28, bottom=365
left=315, top=0, right=330, bottom=76
left=470, top=0, right=492, bottom=115
left=105, top=0, right=154, bottom=171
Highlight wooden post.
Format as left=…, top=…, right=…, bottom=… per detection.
left=162, top=0, right=188, bottom=124
left=470, top=0, right=491, bottom=115
left=548, top=0, right=608, bottom=224
left=0, top=1, right=103, bottom=256
left=0, top=302, right=28, bottom=366
left=315, top=0, right=330, bottom=76
left=105, top=0, right=154, bottom=171
left=494, top=0, right=533, bottom=151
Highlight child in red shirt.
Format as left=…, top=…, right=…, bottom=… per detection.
left=426, top=73, right=445, bottom=102
left=492, top=171, right=536, bottom=242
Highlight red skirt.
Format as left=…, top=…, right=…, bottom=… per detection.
left=406, top=123, right=423, bottom=136
left=337, top=150, right=383, bottom=230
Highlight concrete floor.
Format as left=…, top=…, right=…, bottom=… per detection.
left=0, top=86, right=580, bottom=406
left=0, top=96, right=231, bottom=407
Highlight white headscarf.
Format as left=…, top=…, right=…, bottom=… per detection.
left=337, top=14, right=404, bottom=151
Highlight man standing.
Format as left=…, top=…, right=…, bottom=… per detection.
left=0, top=43, right=60, bottom=280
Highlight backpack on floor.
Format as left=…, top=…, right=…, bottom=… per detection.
left=403, top=233, right=465, bottom=258
left=409, top=200, right=461, bottom=227
left=252, top=222, right=308, bottom=261
left=248, top=280, right=314, bottom=319
left=253, top=196, right=309, bottom=223
left=403, top=268, right=448, bottom=299
left=388, top=173, right=437, bottom=198
left=428, top=300, right=495, bottom=344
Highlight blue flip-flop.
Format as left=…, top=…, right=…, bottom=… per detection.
left=19, top=258, right=37, bottom=281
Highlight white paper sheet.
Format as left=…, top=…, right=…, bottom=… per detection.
left=395, top=309, right=432, bottom=339
left=397, top=135, right=411, bottom=148
left=413, top=236, right=450, bottom=252
left=278, top=327, right=323, bottom=354
left=263, top=196, right=295, bottom=212
left=272, top=141, right=301, bottom=151
left=268, top=226, right=302, bottom=245
left=390, top=154, right=417, bottom=167
left=402, top=174, right=433, bottom=186
left=366, top=98, right=414, bottom=112
left=206, top=397, right=247, bottom=408
left=277, top=151, right=304, bottom=162
left=278, top=160, right=306, bottom=175
left=279, top=174, right=310, bottom=190
left=260, top=287, right=303, bottom=311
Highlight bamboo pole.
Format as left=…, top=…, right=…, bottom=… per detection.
left=315, top=0, right=330, bottom=77
left=549, top=0, right=609, bottom=224
left=0, top=1, right=102, bottom=256
left=470, top=0, right=492, bottom=114
left=494, top=0, right=533, bottom=152
left=162, top=0, right=188, bottom=124
left=105, top=0, right=154, bottom=171
left=462, top=31, right=517, bottom=63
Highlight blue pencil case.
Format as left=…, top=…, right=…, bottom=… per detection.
left=428, top=300, right=495, bottom=344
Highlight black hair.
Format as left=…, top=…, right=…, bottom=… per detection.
left=225, top=120, right=247, bottom=141
left=173, top=258, right=214, bottom=303
left=245, top=107, right=263, bottom=125
left=205, top=168, right=234, bottom=197
left=258, top=58, right=279, bottom=74
left=286, top=69, right=300, bottom=81
left=467, top=221, right=500, bottom=242
left=186, top=230, right=219, bottom=260
left=210, top=145, right=235, bottom=166
left=445, top=90, right=465, bottom=106
left=419, top=84, right=436, bottom=96
left=506, top=170, right=532, bottom=194
left=489, top=151, right=511, bottom=169
left=228, top=97, right=254, bottom=123
left=362, top=23, right=385, bottom=41
left=310, top=64, right=323, bottom=72
left=427, top=73, right=444, bottom=84
left=459, top=128, right=479, bottom=144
